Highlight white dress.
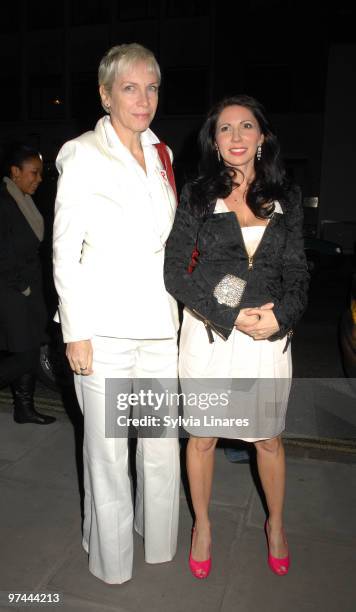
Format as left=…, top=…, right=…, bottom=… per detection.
left=178, top=199, right=292, bottom=440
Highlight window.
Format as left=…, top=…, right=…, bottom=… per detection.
left=165, top=0, right=208, bottom=18
left=163, top=68, right=208, bottom=115
left=27, top=35, right=64, bottom=76
left=244, top=64, right=292, bottom=113
left=0, top=6, right=19, bottom=33
left=27, top=1, right=64, bottom=30
left=117, top=0, right=159, bottom=20
left=28, top=75, right=65, bottom=120
left=0, top=78, right=20, bottom=119
left=71, top=0, right=108, bottom=26
left=71, top=72, right=102, bottom=120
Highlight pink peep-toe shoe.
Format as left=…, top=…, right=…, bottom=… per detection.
left=264, top=519, right=290, bottom=576
left=189, top=528, right=211, bottom=579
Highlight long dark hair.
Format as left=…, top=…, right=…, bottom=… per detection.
left=187, top=95, right=288, bottom=218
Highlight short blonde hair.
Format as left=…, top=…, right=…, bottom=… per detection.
left=98, top=43, right=161, bottom=112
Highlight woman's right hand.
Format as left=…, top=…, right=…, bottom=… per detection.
left=66, top=340, right=93, bottom=375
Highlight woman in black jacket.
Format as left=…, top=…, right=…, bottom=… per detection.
left=0, top=144, right=55, bottom=424
left=164, top=95, right=309, bottom=578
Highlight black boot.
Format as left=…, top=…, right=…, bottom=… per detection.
left=12, top=372, right=56, bottom=425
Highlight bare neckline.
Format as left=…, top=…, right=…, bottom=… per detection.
left=215, top=198, right=270, bottom=228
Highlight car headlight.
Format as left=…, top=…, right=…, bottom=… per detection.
left=351, top=298, right=356, bottom=324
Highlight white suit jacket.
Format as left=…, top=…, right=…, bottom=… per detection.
left=53, top=116, right=179, bottom=343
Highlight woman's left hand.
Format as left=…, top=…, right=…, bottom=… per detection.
left=237, top=303, right=280, bottom=340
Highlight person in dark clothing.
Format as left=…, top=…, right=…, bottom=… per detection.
left=0, top=143, right=55, bottom=424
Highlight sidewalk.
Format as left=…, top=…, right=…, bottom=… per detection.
left=0, top=395, right=355, bottom=612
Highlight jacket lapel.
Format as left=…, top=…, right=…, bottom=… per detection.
left=93, top=117, right=176, bottom=252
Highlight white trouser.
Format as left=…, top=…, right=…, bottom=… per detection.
left=74, top=335, right=180, bottom=584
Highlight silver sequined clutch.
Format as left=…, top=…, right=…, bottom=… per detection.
left=213, top=274, right=246, bottom=308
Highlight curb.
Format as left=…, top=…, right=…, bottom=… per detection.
left=283, top=436, right=356, bottom=454
left=0, top=390, right=64, bottom=411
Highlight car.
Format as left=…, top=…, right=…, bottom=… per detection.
left=304, top=236, right=343, bottom=276
left=339, top=270, right=356, bottom=387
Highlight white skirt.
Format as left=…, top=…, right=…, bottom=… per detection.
left=178, top=308, right=292, bottom=440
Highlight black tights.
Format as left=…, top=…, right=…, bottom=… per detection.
left=0, top=347, right=40, bottom=388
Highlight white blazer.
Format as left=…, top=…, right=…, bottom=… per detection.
left=53, top=116, right=179, bottom=343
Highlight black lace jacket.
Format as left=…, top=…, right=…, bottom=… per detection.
left=164, top=183, right=309, bottom=343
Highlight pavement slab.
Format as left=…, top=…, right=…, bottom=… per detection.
left=209, top=446, right=254, bottom=509
left=0, top=478, right=80, bottom=592
left=0, top=414, right=355, bottom=611
left=285, top=378, right=356, bottom=440
left=0, top=421, right=79, bottom=492
left=220, top=526, right=356, bottom=612
left=48, top=503, right=242, bottom=612
left=248, top=457, right=356, bottom=542
left=0, top=411, right=63, bottom=465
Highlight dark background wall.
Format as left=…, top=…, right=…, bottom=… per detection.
left=0, top=0, right=355, bottom=247
left=319, top=45, right=356, bottom=248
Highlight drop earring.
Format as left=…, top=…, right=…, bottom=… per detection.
left=256, top=144, right=262, bottom=161
left=216, top=147, right=221, bottom=162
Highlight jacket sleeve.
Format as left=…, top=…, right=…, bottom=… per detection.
left=0, top=199, right=28, bottom=294
left=0, top=245, right=28, bottom=293
left=164, top=188, right=240, bottom=338
left=53, top=140, right=95, bottom=343
left=270, top=186, right=310, bottom=340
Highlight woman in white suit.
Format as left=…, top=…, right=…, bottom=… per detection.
left=53, top=44, right=180, bottom=584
